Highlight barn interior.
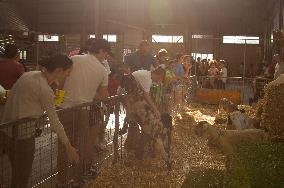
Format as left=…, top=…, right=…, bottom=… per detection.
left=0, top=0, right=283, bottom=187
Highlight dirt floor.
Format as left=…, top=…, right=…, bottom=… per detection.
left=89, top=103, right=228, bottom=188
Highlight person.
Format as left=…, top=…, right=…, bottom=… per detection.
left=218, top=60, right=228, bottom=89
left=58, top=38, right=111, bottom=184
left=174, top=54, right=187, bottom=109
left=207, top=60, right=219, bottom=89
left=182, top=55, right=193, bottom=77
left=0, top=44, right=25, bottom=89
left=125, top=40, right=155, bottom=72
left=1, top=54, right=79, bottom=188
left=273, top=54, right=284, bottom=79
left=153, top=48, right=168, bottom=70
left=131, top=68, right=164, bottom=119
left=121, top=67, right=172, bottom=170
left=103, top=69, right=120, bottom=142
left=62, top=38, right=110, bottom=107
left=164, top=61, right=178, bottom=112
left=175, top=53, right=185, bottom=78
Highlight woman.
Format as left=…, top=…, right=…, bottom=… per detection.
left=182, top=55, right=193, bottom=77
left=175, top=54, right=189, bottom=110
left=207, top=60, right=219, bottom=89
left=1, top=54, right=79, bottom=188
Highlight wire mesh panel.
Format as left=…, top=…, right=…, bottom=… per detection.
left=0, top=95, right=127, bottom=188
left=0, top=115, right=57, bottom=188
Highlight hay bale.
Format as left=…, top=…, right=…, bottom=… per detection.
left=259, top=84, right=284, bottom=136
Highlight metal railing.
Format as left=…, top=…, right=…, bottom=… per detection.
left=195, top=76, right=272, bottom=104
left=0, top=76, right=272, bottom=187
left=151, top=76, right=197, bottom=114
left=0, top=95, right=127, bottom=188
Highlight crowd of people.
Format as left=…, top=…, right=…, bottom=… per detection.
left=195, top=58, right=228, bottom=89
left=0, top=38, right=283, bottom=187
left=262, top=53, right=284, bottom=79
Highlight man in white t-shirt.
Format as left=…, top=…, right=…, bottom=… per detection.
left=122, top=67, right=172, bottom=170
left=62, top=41, right=110, bottom=107
left=132, top=68, right=164, bottom=118
left=58, top=39, right=112, bottom=182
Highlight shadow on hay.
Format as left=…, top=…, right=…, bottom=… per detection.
left=182, top=142, right=284, bottom=188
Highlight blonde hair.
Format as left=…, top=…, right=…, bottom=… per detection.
left=209, top=60, right=217, bottom=67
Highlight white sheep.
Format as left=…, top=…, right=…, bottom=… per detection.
left=194, top=121, right=269, bottom=167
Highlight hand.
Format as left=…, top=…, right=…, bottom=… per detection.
left=65, top=143, right=79, bottom=164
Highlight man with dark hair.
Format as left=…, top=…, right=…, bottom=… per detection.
left=125, top=40, right=155, bottom=72
left=63, top=38, right=111, bottom=106
left=0, top=44, right=25, bottom=89
left=57, top=38, right=112, bottom=185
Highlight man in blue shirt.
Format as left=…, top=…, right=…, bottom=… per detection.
left=125, top=41, right=155, bottom=72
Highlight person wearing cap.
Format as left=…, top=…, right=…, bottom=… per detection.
left=57, top=38, right=112, bottom=183
left=125, top=40, right=155, bottom=72
left=0, top=44, right=25, bottom=89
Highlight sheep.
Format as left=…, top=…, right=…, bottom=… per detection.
left=227, top=111, right=258, bottom=130
left=219, top=98, right=239, bottom=114
left=194, top=121, right=269, bottom=168
left=218, top=98, right=258, bottom=130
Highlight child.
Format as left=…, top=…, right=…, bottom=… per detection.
left=219, top=60, right=227, bottom=89
left=207, top=60, right=219, bottom=89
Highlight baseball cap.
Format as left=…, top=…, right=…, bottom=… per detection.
left=89, top=38, right=114, bottom=57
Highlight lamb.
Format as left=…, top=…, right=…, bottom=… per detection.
left=227, top=111, right=258, bottom=130
left=218, top=98, right=258, bottom=130
left=219, top=98, right=239, bottom=114
left=194, top=121, right=269, bottom=167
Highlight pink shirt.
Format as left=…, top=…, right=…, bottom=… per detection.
left=208, top=68, right=219, bottom=76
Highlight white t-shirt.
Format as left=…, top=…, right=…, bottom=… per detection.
left=274, top=62, right=284, bottom=79
left=62, top=54, right=108, bottom=108
left=132, top=70, right=152, bottom=93
left=268, top=73, right=284, bottom=87
left=221, top=67, right=228, bottom=83
left=1, top=71, right=68, bottom=143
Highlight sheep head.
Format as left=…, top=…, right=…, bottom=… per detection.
left=194, top=121, right=210, bottom=138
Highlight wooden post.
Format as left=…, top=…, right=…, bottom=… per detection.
left=280, top=0, right=284, bottom=56
left=279, top=0, right=283, bottom=30
left=94, top=0, right=102, bottom=38
left=80, top=0, right=88, bottom=48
